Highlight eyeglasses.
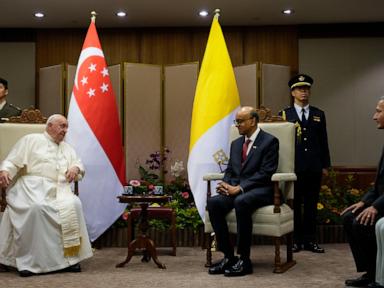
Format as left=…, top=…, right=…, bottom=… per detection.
left=233, top=117, right=254, bottom=125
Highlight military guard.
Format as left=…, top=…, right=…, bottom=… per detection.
left=279, top=74, right=331, bottom=253
left=0, top=77, right=22, bottom=122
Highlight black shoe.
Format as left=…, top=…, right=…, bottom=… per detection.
left=368, top=282, right=384, bottom=288
left=63, top=263, right=81, bottom=273
left=208, top=257, right=238, bottom=275
left=0, top=264, right=10, bottom=272
left=345, top=273, right=373, bottom=287
left=19, top=270, right=35, bottom=277
left=303, top=242, right=325, bottom=253
left=292, top=243, right=302, bottom=253
left=224, top=258, right=253, bottom=277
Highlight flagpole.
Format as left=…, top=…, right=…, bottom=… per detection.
left=91, top=11, right=97, bottom=23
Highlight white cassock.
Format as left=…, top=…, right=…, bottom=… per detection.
left=0, top=132, right=93, bottom=273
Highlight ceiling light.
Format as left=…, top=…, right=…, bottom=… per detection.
left=34, top=12, right=45, bottom=18
left=199, top=10, right=209, bottom=17
left=116, top=11, right=126, bottom=17
left=282, top=9, right=294, bottom=15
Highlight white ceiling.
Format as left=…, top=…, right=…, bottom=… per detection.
left=0, top=0, right=383, bottom=28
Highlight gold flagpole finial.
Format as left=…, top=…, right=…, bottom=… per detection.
left=91, top=11, right=97, bottom=22
left=214, top=9, right=220, bottom=19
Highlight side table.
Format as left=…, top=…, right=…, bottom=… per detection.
left=115, top=195, right=171, bottom=269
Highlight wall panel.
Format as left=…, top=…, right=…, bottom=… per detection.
left=39, top=64, right=64, bottom=116
left=234, top=64, right=258, bottom=107
left=164, top=63, right=198, bottom=179
left=124, top=63, right=162, bottom=180
left=261, top=63, right=291, bottom=114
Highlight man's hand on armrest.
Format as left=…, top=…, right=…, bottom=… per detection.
left=65, top=166, right=80, bottom=183
left=0, top=170, right=11, bottom=188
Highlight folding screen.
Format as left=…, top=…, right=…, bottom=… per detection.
left=65, top=64, right=122, bottom=123
left=164, top=63, right=198, bottom=180
left=260, top=63, right=291, bottom=114
left=234, top=63, right=258, bottom=107
left=124, top=63, right=162, bottom=181
left=39, top=64, right=65, bottom=116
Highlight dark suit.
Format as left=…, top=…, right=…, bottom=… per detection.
left=343, top=147, right=384, bottom=277
left=279, top=106, right=331, bottom=244
left=0, top=102, right=21, bottom=122
left=207, top=129, right=279, bottom=258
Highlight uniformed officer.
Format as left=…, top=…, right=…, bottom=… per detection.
left=0, top=77, right=22, bottom=122
left=279, top=74, right=331, bottom=253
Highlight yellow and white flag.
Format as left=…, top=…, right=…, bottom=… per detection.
left=188, top=13, right=240, bottom=220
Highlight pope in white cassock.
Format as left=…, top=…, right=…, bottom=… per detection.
left=0, top=114, right=93, bottom=277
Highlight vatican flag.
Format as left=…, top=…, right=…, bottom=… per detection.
left=187, top=13, right=240, bottom=220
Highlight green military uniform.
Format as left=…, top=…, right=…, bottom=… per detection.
left=0, top=102, right=22, bottom=122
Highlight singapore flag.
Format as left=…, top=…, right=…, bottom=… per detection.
left=66, top=17, right=126, bottom=241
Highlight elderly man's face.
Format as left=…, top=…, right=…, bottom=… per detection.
left=47, top=116, right=68, bottom=143
left=373, top=100, right=384, bottom=129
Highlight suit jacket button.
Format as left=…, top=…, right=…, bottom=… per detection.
left=305, top=148, right=308, bottom=152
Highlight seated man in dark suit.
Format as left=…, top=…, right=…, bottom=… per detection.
left=342, top=96, right=384, bottom=288
left=0, top=77, right=21, bottom=122
left=207, top=106, right=279, bottom=277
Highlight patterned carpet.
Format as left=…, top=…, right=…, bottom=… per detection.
left=0, top=244, right=357, bottom=288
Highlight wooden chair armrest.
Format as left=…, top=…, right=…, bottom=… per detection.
left=74, top=181, right=79, bottom=196
left=271, top=173, right=297, bottom=213
left=1, top=187, right=6, bottom=212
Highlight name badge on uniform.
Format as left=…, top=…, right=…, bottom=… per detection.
left=252, top=146, right=257, bottom=149
left=313, top=116, right=321, bottom=122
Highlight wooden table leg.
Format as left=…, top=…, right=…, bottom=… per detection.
left=116, top=202, right=166, bottom=269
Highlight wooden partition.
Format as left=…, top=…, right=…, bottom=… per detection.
left=124, top=63, right=162, bottom=180
left=164, top=63, right=198, bottom=180
left=39, top=64, right=65, bottom=115
left=261, top=63, right=291, bottom=114
left=234, top=63, right=258, bottom=107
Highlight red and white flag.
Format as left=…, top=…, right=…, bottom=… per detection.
left=66, top=18, right=126, bottom=241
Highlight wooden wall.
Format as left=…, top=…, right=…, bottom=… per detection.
left=34, top=26, right=298, bottom=71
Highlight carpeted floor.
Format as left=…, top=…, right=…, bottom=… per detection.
left=0, top=244, right=358, bottom=288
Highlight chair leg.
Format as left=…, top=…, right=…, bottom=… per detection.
left=273, top=233, right=296, bottom=273
left=171, top=210, right=177, bottom=256
left=273, top=237, right=282, bottom=272
left=286, top=231, right=293, bottom=263
left=204, top=233, right=213, bottom=267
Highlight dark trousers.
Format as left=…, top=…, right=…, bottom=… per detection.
left=343, top=210, right=378, bottom=277
left=294, top=171, right=322, bottom=244
left=207, top=192, right=270, bottom=259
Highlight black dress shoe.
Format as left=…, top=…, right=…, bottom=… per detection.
left=208, top=257, right=238, bottom=275
left=224, top=259, right=253, bottom=277
left=0, top=264, right=10, bottom=272
left=292, top=243, right=302, bottom=253
left=63, top=263, right=81, bottom=273
left=303, top=242, right=325, bottom=253
left=368, top=282, right=384, bottom=288
left=345, top=273, right=373, bottom=287
left=19, top=270, right=35, bottom=277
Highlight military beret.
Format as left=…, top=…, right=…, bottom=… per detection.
left=288, top=74, right=313, bottom=90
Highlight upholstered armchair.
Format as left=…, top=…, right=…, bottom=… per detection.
left=203, top=107, right=297, bottom=273
left=0, top=108, right=48, bottom=212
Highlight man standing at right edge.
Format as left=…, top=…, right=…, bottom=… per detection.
left=279, top=74, right=331, bottom=253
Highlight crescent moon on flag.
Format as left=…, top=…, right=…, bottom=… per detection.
left=73, top=47, right=104, bottom=90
